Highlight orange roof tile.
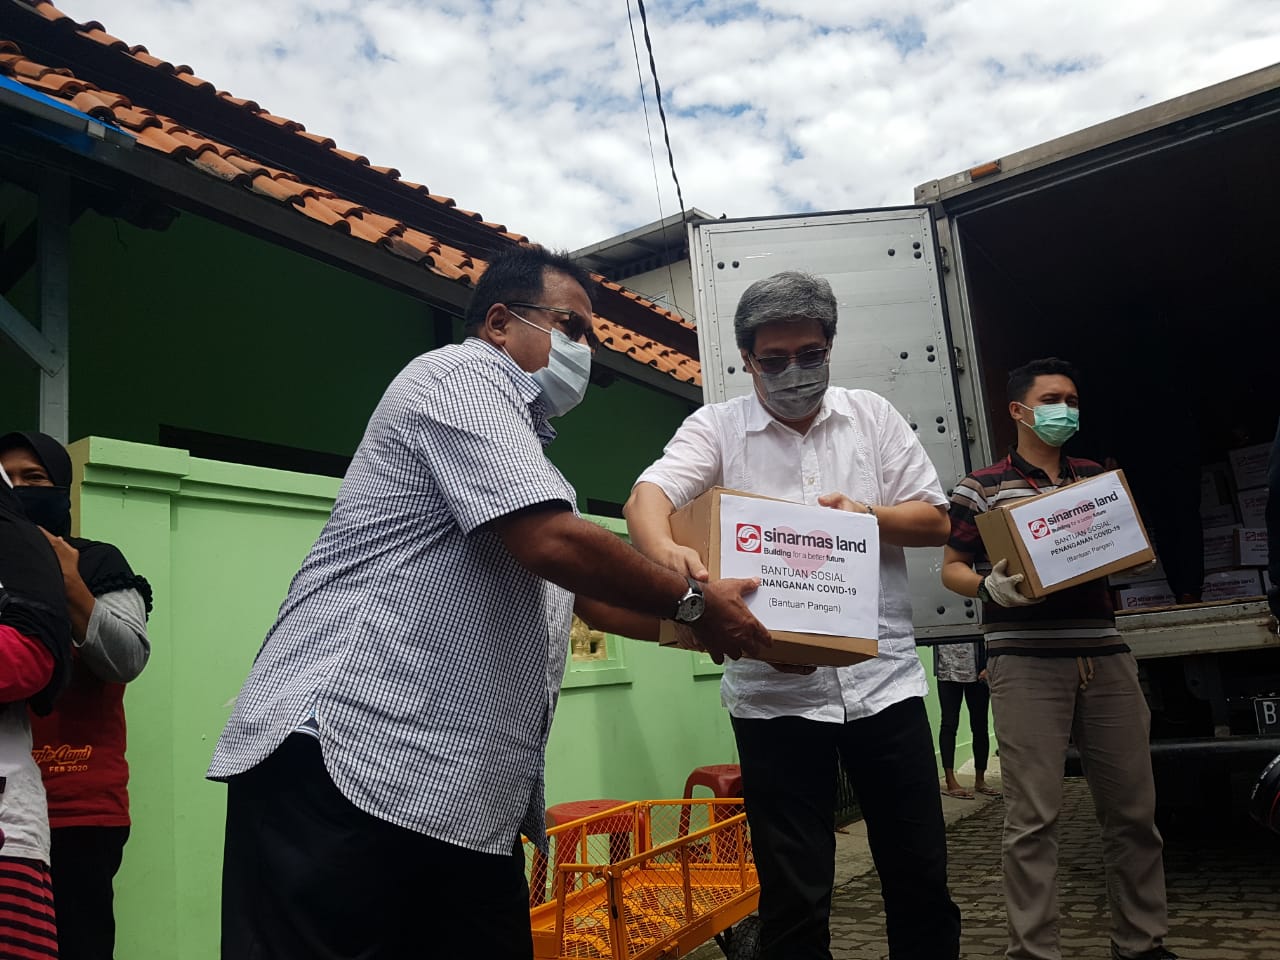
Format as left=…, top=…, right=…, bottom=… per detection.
left=2, top=2, right=701, bottom=387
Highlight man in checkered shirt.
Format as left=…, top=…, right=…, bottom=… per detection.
left=208, top=245, right=771, bottom=960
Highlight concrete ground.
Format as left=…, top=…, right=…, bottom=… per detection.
left=690, top=757, right=1280, bottom=959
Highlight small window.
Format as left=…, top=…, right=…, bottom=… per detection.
left=562, top=515, right=634, bottom=689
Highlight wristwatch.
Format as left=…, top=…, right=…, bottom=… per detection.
left=673, top=577, right=706, bottom=624
left=976, top=578, right=992, bottom=604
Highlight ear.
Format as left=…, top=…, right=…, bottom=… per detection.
left=739, top=349, right=754, bottom=371
left=483, top=303, right=512, bottom=346
left=1008, top=401, right=1024, bottom=422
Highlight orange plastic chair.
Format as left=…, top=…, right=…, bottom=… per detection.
left=684, top=764, right=743, bottom=801
left=679, top=765, right=745, bottom=861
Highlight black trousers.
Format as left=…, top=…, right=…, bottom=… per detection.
left=221, top=734, right=533, bottom=960
left=49, top=825, right=129, bottom=960
left=937, top=679, right=991, bottom=772
left=732, top=697, right=961, bottom=960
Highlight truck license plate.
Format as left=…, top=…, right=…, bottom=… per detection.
left=1255, top=698, right=1280, bottom=734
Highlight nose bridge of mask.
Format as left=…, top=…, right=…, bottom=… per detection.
left=546, top=326, right=592, bottom=376
left=1018, top=400, right=1075, bottom=421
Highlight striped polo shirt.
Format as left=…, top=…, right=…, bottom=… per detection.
left=948, top=449, right=1126, bottom=657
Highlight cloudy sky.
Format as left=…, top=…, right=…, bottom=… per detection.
left=54, top=0, right=1280, bottom=250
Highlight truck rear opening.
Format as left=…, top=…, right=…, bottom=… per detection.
left=921, top=65, right=1280, bottom=782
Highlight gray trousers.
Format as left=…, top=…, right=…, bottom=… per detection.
left=987, top=651, right=1168, bottom=960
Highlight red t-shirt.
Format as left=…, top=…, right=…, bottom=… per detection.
left=29, top=654, right=130, bottom=829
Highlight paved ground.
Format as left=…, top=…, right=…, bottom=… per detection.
left=691, top=759, right=1280, bottom=959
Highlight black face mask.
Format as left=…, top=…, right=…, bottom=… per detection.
left=11, top=486, right=71, bottom=538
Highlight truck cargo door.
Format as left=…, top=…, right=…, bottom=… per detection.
left=690, top=208, right=975, bottom=639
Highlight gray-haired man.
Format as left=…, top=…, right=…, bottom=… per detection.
left=626, top=271, right=961, bottom=960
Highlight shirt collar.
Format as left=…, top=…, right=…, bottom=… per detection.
left=468, top=337, right=557, bottom=444
left=1007, top=446, right=1071, bottom=483
left=745, top=388, right=833, bottom=435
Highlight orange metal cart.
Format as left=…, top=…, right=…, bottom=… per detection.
left=527, top=798, right=760, bottom=960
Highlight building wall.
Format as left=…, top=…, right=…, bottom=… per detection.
left=70, top=438, right=971, bottom=960
left=1, top=206, right=697, bottom=508
left=67, top=438, right=739, bottom=958
left=620, top=259, right=696, bottom=325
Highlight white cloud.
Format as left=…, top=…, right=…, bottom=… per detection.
left=46, top=0, right=1280, bottom=249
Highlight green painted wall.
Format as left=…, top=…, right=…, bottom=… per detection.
left=62, top=212, right=438, bottom=457
left=69, top=438, right=746, bottom=958
left=71, top=438, right=981, bottom=959
left=2, top=205, right=695, bottom=510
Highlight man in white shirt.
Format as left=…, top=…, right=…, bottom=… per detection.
left=625, top=271, right=961, bottom=960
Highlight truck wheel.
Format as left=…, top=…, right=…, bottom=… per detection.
left=717, top=914, right=761, bottom=960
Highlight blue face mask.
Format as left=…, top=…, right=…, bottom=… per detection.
left=1017, top=402, right=1080, bottom=447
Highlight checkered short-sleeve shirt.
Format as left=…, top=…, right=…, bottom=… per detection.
left=208, top=338, right=578, bottom=854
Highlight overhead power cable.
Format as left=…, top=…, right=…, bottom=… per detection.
left=633, top=0, right=687, bottom=218
left=626, top=0, right=692, bottom=321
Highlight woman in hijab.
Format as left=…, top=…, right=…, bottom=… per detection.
left=0, top=458, right=72, bottom=956
left=0, top=432, right=152, bottom=960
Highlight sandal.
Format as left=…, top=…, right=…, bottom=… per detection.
left=975, top=784, right=1002, bottom=797
left=941, top=786, right=974, bottom=799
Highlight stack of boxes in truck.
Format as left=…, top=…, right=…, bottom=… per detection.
left=1111, top=443, right=1271, bottom=611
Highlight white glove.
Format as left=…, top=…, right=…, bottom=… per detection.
left=984, top=559, right=1043, bottom=608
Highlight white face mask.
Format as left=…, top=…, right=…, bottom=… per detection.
left=510, top=312, right=592, bottom=418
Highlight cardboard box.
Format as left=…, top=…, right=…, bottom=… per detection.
left=1234, top=528, right=1269, bottom=567
left=974, top=470, right=1154, bottom=599
left=1228, top=443, right=1272, bottom=492
left=1200, top=503, right=1238, bottom=528
left=1201, top=569, right=1264, bottom=603
left=1115, top=580, right=1177, bottom=611
left=1237, top=487, right=1268, bottom=528
left=1201, top=462, right=1231, bottom=508
left=658, top=487, right=880, bottom=666
left=1109, top=557, right=1166, bottom=587
left=1203, top=524, right=1241, bottom=571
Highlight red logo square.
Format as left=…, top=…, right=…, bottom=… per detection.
left=736, top=523, right=762, bottom=552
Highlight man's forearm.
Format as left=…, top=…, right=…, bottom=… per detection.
left=575, top=596, right=660, bottom=642
left=501, top=508, right=686, bottom=616
left=623, top=482, right=678, bottom=557
left=942, top=561, right=984, bottom=598
left=875, top=502, right=950, bottom=547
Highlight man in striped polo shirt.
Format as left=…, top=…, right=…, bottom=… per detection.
left=941, top=358, right=1173, bottom=960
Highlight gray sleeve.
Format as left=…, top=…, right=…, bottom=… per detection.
left=79, top=589, right=151, bottom=683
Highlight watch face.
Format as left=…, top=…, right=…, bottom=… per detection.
left=678, top=593, right=706, bottom=622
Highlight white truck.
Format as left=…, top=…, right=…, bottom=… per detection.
left=687, top=63, right=1280, bottom=813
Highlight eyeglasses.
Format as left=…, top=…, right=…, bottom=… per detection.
left=748, top=346, right=831, bottom=376
left=507, top=302, right=597, bottom=348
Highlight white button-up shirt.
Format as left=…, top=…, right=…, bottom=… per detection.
left=636, top=388, right=948, bottom=722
